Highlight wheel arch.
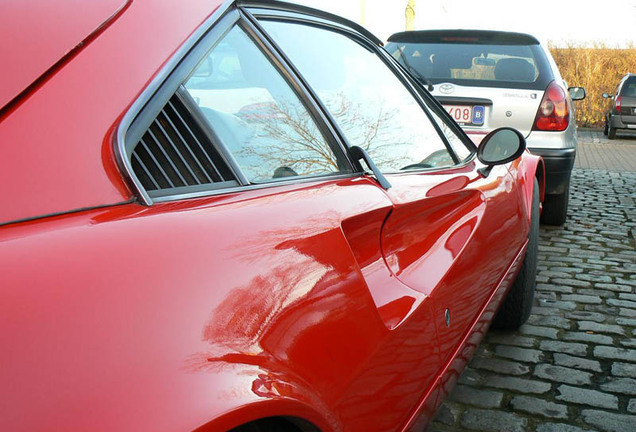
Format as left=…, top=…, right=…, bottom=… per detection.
left=192, top=399, right=334, bottom=432
left=519, top=152, right=546, bottom=224
left=188, top=362, right=341, bottom=432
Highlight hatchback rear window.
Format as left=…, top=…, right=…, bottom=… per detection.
left=386, top=37, right=552, bottom=90
left=622, top=78, right=636, bottom=97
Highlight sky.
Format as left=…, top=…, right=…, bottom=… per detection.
left=292, top=0, right=636, bottom=48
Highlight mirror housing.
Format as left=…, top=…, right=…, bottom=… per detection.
left=602, top=93, right=613, bottom=99
left=477, top=127, right=526, bottom=177
left=568, top=86, right=586, bottom=101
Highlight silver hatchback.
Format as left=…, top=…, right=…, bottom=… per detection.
left=386, top=30, right=585, bottom=225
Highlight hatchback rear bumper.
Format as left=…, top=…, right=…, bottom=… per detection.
left=527, top=147, right=575, bottom=195
left=610, top=113, right=636, bottom=128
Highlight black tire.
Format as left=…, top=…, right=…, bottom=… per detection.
left=603, top=119, right=609, bottom=136
left=230, top=419, right=298, bottom=432
left=492, top=178, right=539, bottom=330
left=540, top=179, right=569, bottom=226
left=608, top=124, right=617, bottom=139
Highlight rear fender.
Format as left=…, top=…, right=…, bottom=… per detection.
left=195, top=400, right=329, bottom=432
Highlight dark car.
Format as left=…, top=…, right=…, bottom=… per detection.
left=603, top=73, right=636, bottom=139
left=0, top=1, right=544, bottom=431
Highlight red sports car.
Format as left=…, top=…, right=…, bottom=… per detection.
left=0, top=0, right=544, bottom=431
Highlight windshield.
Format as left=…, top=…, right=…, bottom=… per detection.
left=386, top=41, right=551, bottom=90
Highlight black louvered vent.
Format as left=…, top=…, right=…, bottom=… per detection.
left=131, top=94, right=234, bottom=192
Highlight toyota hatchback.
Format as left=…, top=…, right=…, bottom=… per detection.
left=386, top=30, right=584, bottom=225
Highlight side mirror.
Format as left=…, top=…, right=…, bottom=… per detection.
left=477, top=127, right=526, bottom=177
left=568, top=86, right=586, bottom=101
left=602, top=93, right=613, bottom=99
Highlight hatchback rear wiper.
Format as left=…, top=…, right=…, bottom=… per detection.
left=396, top=47, right=434, bottom=91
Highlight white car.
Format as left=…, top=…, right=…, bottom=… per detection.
left=386, top=29, right=585, bottom=225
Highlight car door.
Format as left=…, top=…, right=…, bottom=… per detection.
left=253, top=11, right=529, bottom=428
left=111, top=10, right=445, bottom=431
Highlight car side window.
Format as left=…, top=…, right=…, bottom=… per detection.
left=184, top=26, right=350, bottom=183
left=261, top=21, right=459, bottom=173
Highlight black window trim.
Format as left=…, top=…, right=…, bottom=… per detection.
left=237, top=0, right=383, bottom=46
left=236, top=9, right=356, bottom=176
left=390, top=55, right=479, bottom=158
left=248, top=7, right=478, bottom=172
left=238, top=7, right=368, bottom=174
left=375, top=45, right=478, bottom=166
left=116, top=2, right=359, bottom=206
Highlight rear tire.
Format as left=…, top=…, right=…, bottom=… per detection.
left=492, top=178, right=539, bottom=330
left=603, top=119, right=609, bottom=135
left=608, top=124, right=617, bottom=139
left=540, top=190, right=569, bottom=226
left=230, top=419, right=300, bottom=432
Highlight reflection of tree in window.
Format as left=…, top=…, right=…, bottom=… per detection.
left=238, top=91, right=416, bottom=175
left=261, top=20, right=455, bottom=174
left=321, top=93, right=416, bottom=170
left=234, top=98, right=340, bottom=178
left=185, top=26, right=346, bottom=182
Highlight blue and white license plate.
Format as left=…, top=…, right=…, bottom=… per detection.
left=445, top=105, right=485, bottom=126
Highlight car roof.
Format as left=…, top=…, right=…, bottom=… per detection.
left=387, top=29, right=540, bottom=46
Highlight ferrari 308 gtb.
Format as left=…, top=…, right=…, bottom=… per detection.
left=0, top=0, right=544, bottom=431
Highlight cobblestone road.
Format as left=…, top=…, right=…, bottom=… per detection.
left=428, top=166, right=636, bottom=431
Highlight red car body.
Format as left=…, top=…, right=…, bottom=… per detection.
left=0, top=1, right=544, bottom=431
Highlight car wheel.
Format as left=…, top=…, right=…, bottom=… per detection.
left=608, top=123, right=617, bottom=139
left=603, top=119, right=609, bottom=136
left=492, top=178, right=539, bottom=330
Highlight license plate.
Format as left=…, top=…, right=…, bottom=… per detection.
left=632, top=107, right=636, bottom=115
left=445, top=105, right=484, bottom=126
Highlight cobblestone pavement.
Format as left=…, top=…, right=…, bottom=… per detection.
left=428, top=169, right=636, bottom=432
left=576, top=129, right=636, bottom=172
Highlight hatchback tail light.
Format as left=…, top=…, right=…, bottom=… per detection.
left=533, top=81, right=569, bottom=131
left=616, top=96, right=622, bottom=112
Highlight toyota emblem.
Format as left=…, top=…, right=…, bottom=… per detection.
left=439, top=84, right=455, bottom=94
